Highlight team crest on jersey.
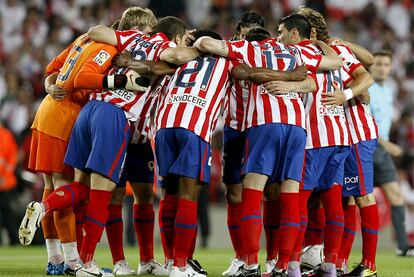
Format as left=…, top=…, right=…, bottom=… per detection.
left=93, top=50, right=110, bottom=66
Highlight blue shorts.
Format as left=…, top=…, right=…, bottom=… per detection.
left=223, top=126, right=245, bottom=185
left=155, top=128, right=211, bottom=187
left=118, top=142, right=155, bottom=187
left=243, top=123, right=306, bottom=183
left=302, top=146, right=351, bottom=191
left=343, top=139, right=377, bottom=197
left=65, top=100, right=130, bottom=184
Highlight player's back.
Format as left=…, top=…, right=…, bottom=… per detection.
left=56, top=34, right=116, bottom=105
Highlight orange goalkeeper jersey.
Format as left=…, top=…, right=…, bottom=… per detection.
left=32, top=34, right=117, bottom=141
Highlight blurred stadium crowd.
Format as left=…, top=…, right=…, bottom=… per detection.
left=1, top=0, right=414, bottom=246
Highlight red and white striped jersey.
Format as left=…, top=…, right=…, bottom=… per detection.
left=156, top=56, right=239, bottom=143
left=222, top=80, right=249, bottom=131
left=90, top=31, right=175, bottom=144
left=293, top=40, right=350, bottom=149
left=331, top=44, right=378, bottom=144
left=225, top=38, right=306, bottom=130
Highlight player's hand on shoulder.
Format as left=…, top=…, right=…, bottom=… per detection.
left=325, top=37, right=346, bottom=46
left=184, top=29, right=196, bottom=47
left=125, top=70, right=151, bottom=92
left=47, top=84, right=68, bottom=100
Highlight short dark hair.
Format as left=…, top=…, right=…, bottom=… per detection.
left=189, top=29, right=222, bottom=46
left=236, top=11, right=265, bottom=32
left=279, top=13, right=311, bottom=39
left=373, top=49, right=393, bottom=60
left=153, top=16, right=187, bottom=40
left=245, top=27, right=271, bottom=42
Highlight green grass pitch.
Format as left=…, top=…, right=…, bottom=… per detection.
left=0, top=246, right=413, bottom=276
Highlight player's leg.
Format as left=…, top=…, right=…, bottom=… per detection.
left=272, top=125, right=305, bottom=276
left=42, top=174, right=65, bottom=272
left=337, top=196, right=357, bottom=272
left=263, top=184, right=280, bottom=274
left=303, top=193, right=325, bottom=247
left=222, top=127, right=246, bottom=275
left=373, top=145, right=413, bottom=256
left=52, top=172, right=80, bottom=273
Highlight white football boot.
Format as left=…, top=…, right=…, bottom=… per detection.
left=169, top=265, right=206, bottom=277
left=138, top=260, right=169, bottom=275
left=19, top=201, right=45, bottom=246
left=76, top=260, right=114, bottom=277
left=222, top=258, right=245, bottom=276
left=113, top=260, right=135, bottom=275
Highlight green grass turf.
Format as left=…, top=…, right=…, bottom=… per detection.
left=0, top=246, right=413, bottom=276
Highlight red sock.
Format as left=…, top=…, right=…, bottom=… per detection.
left=174, top=199, right=198, bottom=267
left=304, top=207, right=325, bottom=246
left=159, top=195, right=178, bottom=261
left=276, top=193, right=300, bottom=270
left=320, top=185, right=344, bottom=264
left=240, top=188, right=262, bottom=265
left=360, top=204, right=379, bottom=270
left=263, top=200, right=280, bottom=261
left=291, top=190, right=311, bottom=261
left=74, top=202, right=88, bottom=253
left=43, top=182, right=90, bottom=212
left=134, top=203, right=155, bottom=262
left=79, top=189, right=112, bottom=263
left=106, top=204, right=125, bottom=264
left=227, top=202, right=244, bottom=259
left=337, top=204, right=357, bottom=268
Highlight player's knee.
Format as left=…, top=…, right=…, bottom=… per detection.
left=225, top=184, right=242, bottom=203
left=355, top=193, right=376, bottom=207
left=111, top=188, right=125, bottom=205
left=383, top=182, right=404, bottom=205
left=133, top=185, right=154, bottom=204
left=343, top=196, right=355, bottom=206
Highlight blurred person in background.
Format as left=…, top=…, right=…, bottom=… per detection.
left=0, top=120, right=18, bottom=245
left=369, top=50, right=414, bottom=256
left=398, top=154, right=414, bottom=247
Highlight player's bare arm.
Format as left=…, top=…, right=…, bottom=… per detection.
left=321, top=65, right=374, bottom=106
left=44, top=72, right=68, bottom=100
left=314, top=40, right=342, bottom=70
left=264, top=76, right=316, bottom=95
left=113, top=51, right=177, bottom=75
left=358, top=90, right=370, bottom=104
left=87, top=25, right=117, bottom=45
left=193, top=36, right=229, bottom=57
left=327, top=37, right=374, bottom=68
left=159, top=46, right=201, bottom=65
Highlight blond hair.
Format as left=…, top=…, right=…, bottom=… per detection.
left=297, top=6, right=330, bottom=41
left=118, top=7, right=157, bottom=31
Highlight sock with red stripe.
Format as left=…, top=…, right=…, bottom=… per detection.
left=106, top=204, right=125, bottom=264
left=291, top=190, right=312, bottom=261
left=79, top=189, right=112, bottom=264
left=43, top=182, right=90, bottom=212
left=240, top=188, right=262, bottom=265
left=304, top=207, right=325, bottom=246
left=360, top=204, right=379, bottom=270
left=320, top=185, right=344, bottom=264
left=134, top=203, right=155, bottom=262
left=174, top=199, right=198, bottom=267
left=159, top=195, right=178, bottom=261
left=337, top=204, right=357, bottom=268
left=227, top=202, right=244, bottom=259
left=276, top=192, right=300, bottom=270
left=73, top=202, right=88, bottom=253
left=263, top=200, right=280, bottom=261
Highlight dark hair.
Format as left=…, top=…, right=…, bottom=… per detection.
left=373, top=49, right=393, bottom=60
left=189, top=29, right=222, bottom=46
left=110, top=19, right=120, bottom=30
left=245, top=27, right=271, bottom=42
left=236, top=11, right=265, bottom=32
left=153, top=16, right=187, bottom=40
left=279, top=13, right=311, bottom=39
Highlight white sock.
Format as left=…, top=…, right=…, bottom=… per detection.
left=288, top=261, right=300, bottom=270
left=62, top=242, right=79, bottom=268
left=46, top=239, right=63, bottom=264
